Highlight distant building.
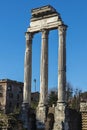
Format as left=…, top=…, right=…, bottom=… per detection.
left=0, top=79, right=23, bottom=113
left=0, top=79, right=40, bottom=113
left=31, top=92, right=39, bottom=102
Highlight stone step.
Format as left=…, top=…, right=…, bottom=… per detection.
left=81, top=112, right=87, bottom=130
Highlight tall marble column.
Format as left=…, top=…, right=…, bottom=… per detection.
left=22, top=32, right=33, bottom=130
left=58, top=25, right=67, bottom=103
left=53, top=25, right=69, bottom=130
left=36, top=29, right=49, bottom=128
left=39, top=29, right=49, bottom=106
left=23, top=32, right=33, bottom=105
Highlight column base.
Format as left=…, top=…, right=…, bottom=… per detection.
left=53, top=102, right=69, bottom=130
left=36, top=103, right=48, bottom=129
left=21, top=103, right=30, bottom=130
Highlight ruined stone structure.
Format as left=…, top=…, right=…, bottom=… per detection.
left=80, top=102, right=87, bottom=130
left=23, top=5, right=68, bottom=130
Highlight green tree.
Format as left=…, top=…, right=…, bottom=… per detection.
left=69, top=88, right=82, bottom=111
left=48, top=90, right=58, bottom=106
left=66, top=82, right=73, bottom=102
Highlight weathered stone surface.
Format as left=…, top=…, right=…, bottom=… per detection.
left=21, top=103, right=29, bottom=129
left=31, top=5, right=58, bottom=17
left=36, top=105, right=47, bottom=129
left=45, top=107, right=55, bottom=130
left=23, top=32, right=33, bottom=105
left=24, top=5, right=68, bottom=130
left=58, top=25, right=67, bottom=103
left=80, top=102, right=87, bottom=112
left=39, top=29, right=49, bottom=106
left=81, top=112, right=87, bottom=130
left=28, top=5, right=64, bottom=33
left=80, top=102, right=87, bottom=130
left=28, top=16, right=63, bottom=33
left=53, top=103, right=69, bottom=130
left=36, top=29, right=49, bottom=128
left=30, top=16, right=60, bottom=27
left=53, top=25, right=68, bottom=130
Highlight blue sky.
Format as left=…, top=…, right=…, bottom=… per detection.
left=0, top=0, right=87, bottom=92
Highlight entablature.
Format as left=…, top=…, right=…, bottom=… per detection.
left=27, top=5, right=67, bottom=33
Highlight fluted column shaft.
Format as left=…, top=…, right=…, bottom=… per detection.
left=58, top=25, right=67, bottom=103
left=39, top=29, right=49, bottom=106
left=23, top=32, right=33, bottom=106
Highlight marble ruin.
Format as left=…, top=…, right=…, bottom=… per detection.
left=80, top=102, right=87, bottom=130
left=23, top=5, right=68, bottom=130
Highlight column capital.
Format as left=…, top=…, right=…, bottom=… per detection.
left=41, top=29, right=49, bottom=39
left=58, top=24, right=67, bottom=36
left=25, top=32, right=33, bottom=40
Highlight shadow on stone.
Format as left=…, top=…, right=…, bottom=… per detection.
left=36, top=121, right=45, bottom=130
left=45, top=113, right=54, bottom=130
left=30, top=113, right=36, bottom=130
